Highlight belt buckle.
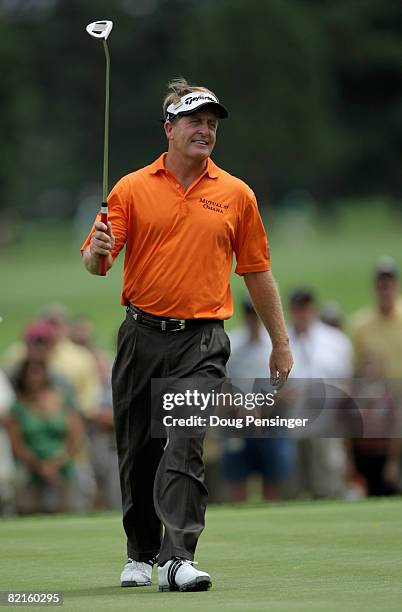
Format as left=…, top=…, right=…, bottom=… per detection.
left=170, top=318, right=185, bottom=331
left=128, top=305, right=139, bottom=321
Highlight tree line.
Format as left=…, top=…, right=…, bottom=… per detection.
left=1, top=0, right=401, bottom=217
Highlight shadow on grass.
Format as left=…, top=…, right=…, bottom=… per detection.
left=63, top=585, right=214, bottom=600
left=63, top=586, right=165, bottom=598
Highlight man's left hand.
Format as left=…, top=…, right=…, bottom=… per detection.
left=269, top=343, right=293, bottom=389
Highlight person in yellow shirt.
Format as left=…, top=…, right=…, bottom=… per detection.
left=41, top=305, right=101, bottom=418
left=3, top=307, right=101, bottom=418
left=349, top=257, right=402, bottom=495
left=350, top=257, right=402, bottom=379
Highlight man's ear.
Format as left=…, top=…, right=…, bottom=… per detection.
left=164, top=120, right=174, bottom=140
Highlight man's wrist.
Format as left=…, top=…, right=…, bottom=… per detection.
left=271, top=338, right=290, bottom=348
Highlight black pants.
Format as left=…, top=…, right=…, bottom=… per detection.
left=112, top=310, right=230, bottom=565
left=352, top=448, right=398, bottom=497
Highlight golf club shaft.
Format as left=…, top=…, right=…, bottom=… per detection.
left=99, top=39, right=110, bottom=276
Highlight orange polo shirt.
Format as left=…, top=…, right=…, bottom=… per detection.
left=81, top=153, right=270, bottom=319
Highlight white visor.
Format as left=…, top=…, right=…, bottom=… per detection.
left=165, top=91, right=228, bottom=120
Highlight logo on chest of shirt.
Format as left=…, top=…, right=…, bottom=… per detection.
left=199, top=197, right=230, bottom=215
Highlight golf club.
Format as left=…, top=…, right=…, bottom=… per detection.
left=86, top=20, right=113, bottom=276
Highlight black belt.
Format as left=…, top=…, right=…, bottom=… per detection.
left=127, top=304, right=222, bottom=332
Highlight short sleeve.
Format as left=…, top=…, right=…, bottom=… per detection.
left=80, top=176, right=130, bottom=260
left=0, top=371, right=15, bottom=415
left=348, top=315, right=367, bottom=373
left=234, top=189, right=270, bottom=276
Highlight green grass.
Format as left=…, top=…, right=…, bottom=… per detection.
left=1, top=200, right=401, bottom=354
left=1, top=499, right=402, bottom=611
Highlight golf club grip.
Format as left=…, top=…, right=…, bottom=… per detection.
left=99, top=204, right=108, bottom=276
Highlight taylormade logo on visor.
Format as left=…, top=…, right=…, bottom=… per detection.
left=166, top=91, right=220, bottom=117
left=184, top=94, right=216, bottom=105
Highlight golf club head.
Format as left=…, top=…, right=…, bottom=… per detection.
left=86, top=20, right=113, bottom=40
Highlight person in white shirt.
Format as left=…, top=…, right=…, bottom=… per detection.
left=287, top=289, right=353, bottom=498
left=222, top=298, right=296, bottom=501
left=0, top=369, right=16, bottom=514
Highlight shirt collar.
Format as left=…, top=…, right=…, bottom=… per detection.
left=206, top=157, right=219, bottom=179
left=149, top=153, right=167, bottom=175
left=149, top=153, right=219, bottom=179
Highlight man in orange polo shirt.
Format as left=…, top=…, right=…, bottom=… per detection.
left=81, top=78, right=293, bottom=592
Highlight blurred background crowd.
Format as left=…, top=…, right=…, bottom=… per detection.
left=0, top=305, right=120, bottom=514
left=1, top=254, right=401, bottom=515
left=1, top=0, right=401, bottom=514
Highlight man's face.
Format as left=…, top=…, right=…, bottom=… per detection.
left=70, top=319, right=93, bottom=348
left=290, top=301, right=316, bottom=331
left=165, top=108, right=218, bottom=163
left=45, top=314, right=68, bottom=341
left=376, top=275, right=399, bottom=305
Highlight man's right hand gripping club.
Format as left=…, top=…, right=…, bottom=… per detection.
left=83, top=220, right=115, bottom=275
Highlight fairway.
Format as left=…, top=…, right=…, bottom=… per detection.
left=2, top=202, right=402, bottom=355
left=1, top=499, right=401, bottom=611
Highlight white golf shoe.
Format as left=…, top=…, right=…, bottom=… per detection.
left=158, top=557, right=212, bottom=592
left=120, top=558, right=153, bottom=587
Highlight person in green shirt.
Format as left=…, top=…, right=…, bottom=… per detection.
left=8, top=357, right=82, bottom=514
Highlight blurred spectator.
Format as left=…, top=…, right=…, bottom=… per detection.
left=0, top=370, right=16, bottom=515
left=40, top=305, right=102, bottom=418
left=350, top=257, right=402, bottom=379
left=7, top=321, right=78, bottom=407
left=8, top=358, right=82, bottom=514
left=70, top=315, right=113, bottom=389
left=24, top=320, right=56, bottom=362
left=349, top=257, right=402, bottom=494
left=70, top=316, right=120, bottom=510
left=320, top=301, right=343, bottom=330
left=3, top=312, right=100, bottom=511
left=343, top=359, right=401, bottom=497
left=3, top=305, right=101, bottom=418
left=288, top=289, right=353, bottom=498
left=69, top=316, right=95, bottom=348
left=222, top=298, right=296, bottom=501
